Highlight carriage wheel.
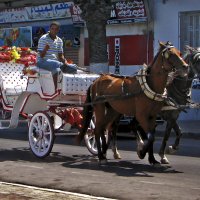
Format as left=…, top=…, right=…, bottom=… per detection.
left=84, top=116, right=109, bottom=156
left=28, top=112, right=55, bottom=158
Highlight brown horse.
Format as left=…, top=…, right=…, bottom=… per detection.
left=104, top=46, right=200, bottom=165
left=77, top=41, right=188, bottom=165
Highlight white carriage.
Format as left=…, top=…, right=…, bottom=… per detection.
left=0, top=62, right=99, bottom=158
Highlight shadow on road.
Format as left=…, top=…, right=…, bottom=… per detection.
left=0, top=147, right=183, bottom=178
left=62, top=154, right=183, bottom=177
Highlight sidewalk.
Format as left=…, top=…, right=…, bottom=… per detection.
left=0, top=182, right=115, bottom=200
left=156, top=120, right=200, bottom=139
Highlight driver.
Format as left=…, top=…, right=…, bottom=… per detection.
left=37, top=21, right=67, bottom=75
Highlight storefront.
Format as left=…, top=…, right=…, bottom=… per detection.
left=0, top=2, right=82, bottom=65
left=82, top=0, right=152, bottom=75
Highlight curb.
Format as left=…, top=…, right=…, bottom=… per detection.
left=0, top=181, right=116, bottom=200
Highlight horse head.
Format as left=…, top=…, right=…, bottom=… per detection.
left=159, top=41, right=188, bottom=77
left=184, top=45, right=200, bottom=76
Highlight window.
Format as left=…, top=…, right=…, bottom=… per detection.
left=179, top=11, right=200, bottom=52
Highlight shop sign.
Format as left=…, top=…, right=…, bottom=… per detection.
left=0, top=2, right=73, bottom=23
left=70, top=4, right=85, bottom=27
left=107, top=0, right=147, bottom=24
left=26, top=2, right=73, bottom=21
left=0, top=8, right=27, bottom=23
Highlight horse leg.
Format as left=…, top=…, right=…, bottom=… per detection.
left=101, top=130, right=109, bottom=158
left=134, top=116, right=156, bottom=160
left=137, top=130, right=155, bottom=160
left=95, top=127, right=107, bottom=164
left=93, top=104, right=109, bottom=164
left=133, top=121, right=159, bottom=165
left=110, top=119, right=121, bottom=159
left=135, top=125, right=159, bottom=165
left=148, top=141, right=160, bottom=165
left=97, top=107, right=120, bottom=164
left=159, top=120, right=173, bottom=164
left=168, top=122, right=182, bottom=153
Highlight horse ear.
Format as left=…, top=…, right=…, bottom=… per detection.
left=159, top=41, right=165, bottom=47
left=185, top=45, right=195, bottom=53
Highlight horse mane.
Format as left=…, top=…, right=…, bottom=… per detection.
left=146, top=41, right=172, bottom=70
left=108, top=73, right=128, bottom=78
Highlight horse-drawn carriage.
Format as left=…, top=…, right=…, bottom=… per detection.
left=0, top=42, right=200, bottom=166
left=0, top=61, right=99, bottom=158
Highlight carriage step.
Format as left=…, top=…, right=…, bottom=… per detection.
left=0, top=120, right=28, bottom=129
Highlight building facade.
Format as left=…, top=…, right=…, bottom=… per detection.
left=152, top=0, right=200, bottom=120
left=0, top=0, right=200, bottom=120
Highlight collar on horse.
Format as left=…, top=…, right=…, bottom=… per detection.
left=136, top=67, right=180, bottom=110
left=136, top=67, right=167, bottom=102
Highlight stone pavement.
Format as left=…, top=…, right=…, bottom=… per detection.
left=0, top=182, right=115, bottom=200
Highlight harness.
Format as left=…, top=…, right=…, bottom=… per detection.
left=136, top=68, right=167, bottom=102
left=85, top=43, right=186, bottom=108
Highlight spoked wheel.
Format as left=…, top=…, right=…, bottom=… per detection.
left=84, top=116, right=109, bottom=156
left=28, top=112, right=55, bottom=158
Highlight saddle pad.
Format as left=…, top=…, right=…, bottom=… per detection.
left=62, top=73, right=99, bottom=95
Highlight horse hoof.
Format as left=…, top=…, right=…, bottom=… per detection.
left=167, top=146, right=177, bottom=154
left=151, top=162, right=161, bottom=167
left=160, top=156, right=170, bottom=164
left=113, top=153, right=121, bottom=159
left=149, top=159, right=160, bottom=166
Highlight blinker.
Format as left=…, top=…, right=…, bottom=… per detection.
left=164, top=50, right=170, bottom=59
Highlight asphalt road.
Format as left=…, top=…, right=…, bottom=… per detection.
left=0, top=126, right=200, bottom=200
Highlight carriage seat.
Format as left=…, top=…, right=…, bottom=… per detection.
left=62, top=73, right=99, bottom=95
left=0, top=63, right=27, bottom=105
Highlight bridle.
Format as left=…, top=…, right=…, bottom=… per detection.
left=188, top=51, right=200, bottom=75
left=161, top=45, right=177, bottom=73
left=136, top=44, right=183, bottom=106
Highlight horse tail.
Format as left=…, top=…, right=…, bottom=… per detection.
left=76, top=85, right=93, bottom=145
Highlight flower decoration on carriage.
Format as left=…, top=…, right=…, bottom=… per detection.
left=0, top=46, right=38, bottom=76
left=0, top=46, right=12, bottom=63
left=0, top=46, right=37, bottom=67
left=11, top=46, right=20, bottom=62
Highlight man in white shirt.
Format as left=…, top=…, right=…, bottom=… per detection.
left=37, top=21, right=67, bottom=74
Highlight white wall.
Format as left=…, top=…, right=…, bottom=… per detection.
left=106, top=23, right=147, bottom=36
left=154, top=0, right=200, bottom=121
left=84, top=23, right=147, bottom=38
left=153, top=0, right=200, bottom=52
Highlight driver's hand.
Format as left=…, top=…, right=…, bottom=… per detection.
left=44, top=44, right=50, bottom=51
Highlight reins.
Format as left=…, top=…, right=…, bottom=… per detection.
left=82, top=90, right=144, bottom=106
left=82, top=67, right=177, bottom=107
